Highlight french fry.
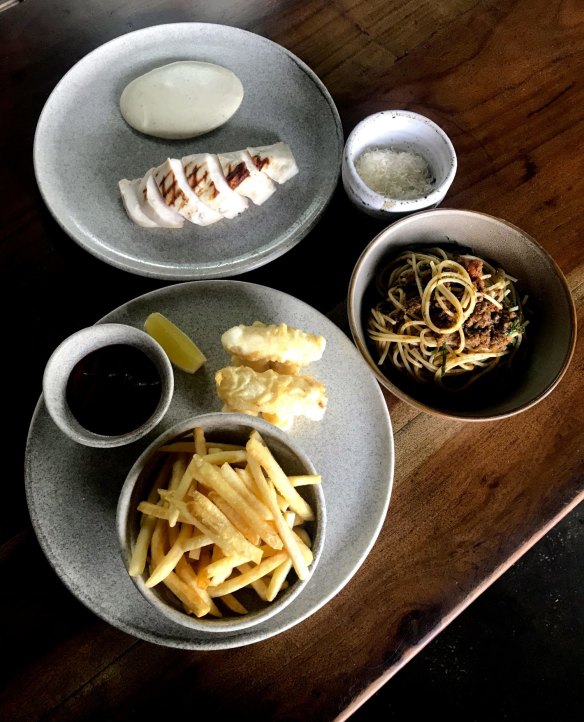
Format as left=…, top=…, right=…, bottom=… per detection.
left=163, top=439, right=245, bottom=454
left=207, top=490, right=261, bottom=545
left=138, top=501, right=191, bottom=523
left=205, top=553, right=248, bottom=586
left=266, top=510, right=295, bottom=601
left=129, top=425, right=320, bottom=619
left=292, top=530, right=314, bottom=565
left=235, top=466, right=257, bottom=494
left=183, top=533, right=213, bottom=552
left=150, top=517, right=168, bottom=564
left=202, top=450, right=247, bottom=465
left=197, top=543, right=213, bottom=589
left=175, top=556, right=219, bottom=617
left=289, top=474, right=322, bottom=487
left=208, top=552, right=288, bottom=597
left=168, top=454, right=189, bottom=492
left=267, top=558, right=293, bottom=602
left=247, top=436, right=314, bottom=521
left=247, top=454, right=310, bottom=580
left=207, top=442, right=246, bottom=451
left=220, top=594, right=248, bottom=615
left=211, top=543, right=223, bottom=563
left=149, top=519, right=213, bottom=617
left=294, top=527, right=312, bottom=549
left=276, top=494, right=289, bottom=512
left=220, top=463, right=273, bottom=522
left=168, top=456, right=198, bottom=527
left=186, top=490, right=263, bottom=564
left=163, top=571, right=213, bottom=617
left=259, top=545, right=282, bottom=557
left=129, top=457, right=175, bottom=576
left=190, top=456, right=280, bottom=548
left=194, top=426, right=207, bottom=455
left=236, top=562, right=269, bottom=601
left=168, top=523, right=180, bottom=546
left=149, top=520, right=214, bottom=618
left=129, top=514, right=156, bottom=577
left=146, top=523, right=192, bottom=587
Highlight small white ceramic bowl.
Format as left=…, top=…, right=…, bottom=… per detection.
left=43, top=323, right=174, bottom=447
left=117, top=412, right=326, bottom=633
left=342, top=110, right=457, bottom=219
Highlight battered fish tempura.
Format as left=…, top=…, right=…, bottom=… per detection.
left=215, top=366, right=327, bottom=430
left=221, top=322, right=326, bottom=374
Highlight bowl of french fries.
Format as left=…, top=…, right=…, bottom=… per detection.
left=117, top=412, right=326, bottom=632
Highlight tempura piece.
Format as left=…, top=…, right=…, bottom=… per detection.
left=215, top=366, right=327, bottom=429
left=221, top=322, right=326, bottom=374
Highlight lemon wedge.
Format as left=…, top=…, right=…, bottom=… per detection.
left=144, top=312, right=207, bottom=373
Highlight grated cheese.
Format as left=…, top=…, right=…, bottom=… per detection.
left=355, top=147, right=435, bottom=199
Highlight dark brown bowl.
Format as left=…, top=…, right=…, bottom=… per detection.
left=348, top=208, right=577, bottom=420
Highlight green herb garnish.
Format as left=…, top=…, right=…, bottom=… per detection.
left=441, top=344, right=448, bottom=377
left=506, top=320, right=525, bottom=336
left=433, top=343, right=450, bottom=377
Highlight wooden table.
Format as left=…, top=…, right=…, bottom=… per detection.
left=2, top=1, right=582, bottom=719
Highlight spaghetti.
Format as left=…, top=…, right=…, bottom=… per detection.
left=367, top=247, right=527, bottom=388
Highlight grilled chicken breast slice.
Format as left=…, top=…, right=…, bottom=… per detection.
left=153, top=158, right=223, bottom=226
left=247, top=142, right=299, bottom=184
left=217, top=149, right=276, bottom=205
left=182, top=152, right=248, bottom=219
left=118, top=178, right=160, bottom=227
left=138, top=168, right=185, bottom=228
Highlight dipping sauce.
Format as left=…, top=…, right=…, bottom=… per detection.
left=66, top=344, right=162, bottom=436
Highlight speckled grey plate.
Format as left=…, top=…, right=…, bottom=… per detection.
left=25, top=281, right=394, bottom=649
left=33, top=23, right=343, bottom=280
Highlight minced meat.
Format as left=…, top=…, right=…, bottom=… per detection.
left=389, top=255, right=517, bottom=354
left=464, top=300, right=517, bottom=352
left=454, top=255, right=485, bottom=291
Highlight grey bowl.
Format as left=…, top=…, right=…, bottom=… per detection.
left=42, top=323, right=174, bottom=447
left=348, top=208, right=577, bottom=420
left=116, top=412, right=326, bottom=633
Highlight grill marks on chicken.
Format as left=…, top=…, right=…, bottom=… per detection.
left=183, top=153, right=249, bottom=219
left=224, top=160, right=250, bottom=190
left=119, top=142, right=298, bottom=228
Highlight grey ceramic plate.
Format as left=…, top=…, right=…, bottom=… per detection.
left=33, top=23, right=343, bottom=280
left=25, top=281, right=394, bottom=649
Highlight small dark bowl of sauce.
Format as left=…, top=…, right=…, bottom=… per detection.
left=43, top=324, right=174, bottom=447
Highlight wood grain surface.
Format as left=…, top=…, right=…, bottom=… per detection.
left=1, top=0, right=583, bottom=720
